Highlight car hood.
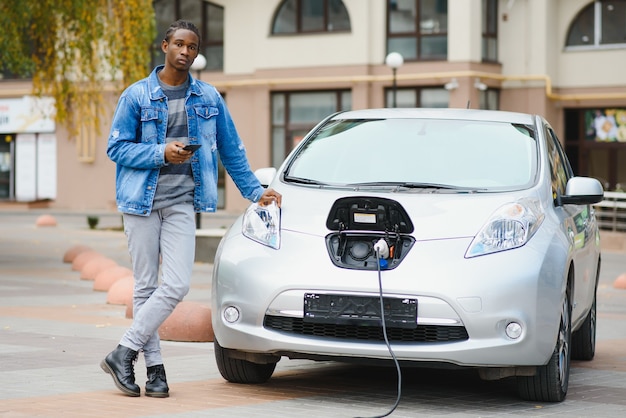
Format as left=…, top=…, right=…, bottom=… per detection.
left=276, top=184, right=538, bottom=240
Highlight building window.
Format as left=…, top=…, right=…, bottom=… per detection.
left=566, top=0, right=626, bottom=49
left=384, top=87, right=449, bottom=108
left=478, top=89, right=499, bottom=110
left=153, top=0, right=224, bottom=71
left=387, top=0, right=448, bottom=61
left=271, top=0, right=351, bottom=34
left=271, top=91, right=351, bottom=166
left=482, top=0, right=498, bottom=62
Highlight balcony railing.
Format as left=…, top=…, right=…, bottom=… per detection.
left=594, top=191, right=626, bottom=232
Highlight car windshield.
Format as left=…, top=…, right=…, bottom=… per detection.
left=284, top=117, right=538, bottom=191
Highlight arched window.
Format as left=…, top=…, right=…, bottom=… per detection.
left=271, top=0, right=351, bottom=34
left=566, top=0, right=626, bottom=48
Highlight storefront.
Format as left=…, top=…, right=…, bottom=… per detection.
left=565, top=108, right=626, bottom=192
left=0, top=96, right=56, bottom=202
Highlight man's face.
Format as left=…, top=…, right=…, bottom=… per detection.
left=162, top=29, right=200, bottom=72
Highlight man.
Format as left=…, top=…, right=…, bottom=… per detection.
left=101, top=20, right=281, bottom=398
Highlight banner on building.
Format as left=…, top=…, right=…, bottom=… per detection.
left=0, top=96, right=55, bottom=134
left=585, top=109, right=626, bottom=142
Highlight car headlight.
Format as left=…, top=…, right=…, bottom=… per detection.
left=242, top=201, right=281, bottom=249
left=465, top=198, right=544, bottom=258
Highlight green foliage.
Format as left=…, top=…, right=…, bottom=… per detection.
left=87, top=215, right=99, bottom=230
left=0, top=1, right=34, bottom=76
left=0, top=0, right=155, bottom=138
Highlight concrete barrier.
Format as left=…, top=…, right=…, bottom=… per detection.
left=63, top=245, right=93, bottom=263
left=158, top=301, right=213, bottom=342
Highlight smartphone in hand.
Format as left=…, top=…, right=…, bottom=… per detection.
left=183, top=144, right=202, bottom=153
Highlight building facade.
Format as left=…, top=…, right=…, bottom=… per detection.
left=1, top=0, right=625, bottom=212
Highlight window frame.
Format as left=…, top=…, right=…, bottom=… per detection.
left=271, top=0, right=351, bottom=35
left=386, top=0, right=448, bottom=61
left=481, top=0, right=498, bottom=62
left=384, top=86, right=450, bottom=108
left=478, top=88, right=500, bottom=110
left=271, top=90, right=351, bottom=166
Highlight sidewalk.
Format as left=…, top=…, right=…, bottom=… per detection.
left=1, top=210, right=626, bottom=417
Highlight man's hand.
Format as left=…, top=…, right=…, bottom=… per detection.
left=165, top=142, right=192, bottom=164
left=258, top=189, right=282, bottom=207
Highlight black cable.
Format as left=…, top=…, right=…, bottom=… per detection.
left=355, top=246, right=402, bottom=418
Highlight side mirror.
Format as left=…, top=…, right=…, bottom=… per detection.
left=560, top=177, right=604, bottom=205
left=254, top=167, right=277, bottom=188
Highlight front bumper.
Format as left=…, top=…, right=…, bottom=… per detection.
left=212, top=227, right=566, bottom=368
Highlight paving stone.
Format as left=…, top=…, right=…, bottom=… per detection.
left=2, top=210, right=626, bottom=417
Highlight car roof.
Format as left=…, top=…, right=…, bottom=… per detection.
left=330, top=108, right=539, bottom=125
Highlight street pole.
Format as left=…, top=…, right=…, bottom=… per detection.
left=190, top=54, right=207, bottom=229
left=385, top=52, right=404, bottom=109
left=392, top=68, right=397, bottom=108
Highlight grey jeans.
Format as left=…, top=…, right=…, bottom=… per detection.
left=120, top=203, right=196, bottom=367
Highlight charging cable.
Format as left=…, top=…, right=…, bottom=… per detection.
left=355, top=239, right=402, bottom=418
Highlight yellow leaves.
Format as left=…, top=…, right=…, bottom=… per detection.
left=109, top=0, right=156, bottom=86
left=1, top=0, right=155, bottom=143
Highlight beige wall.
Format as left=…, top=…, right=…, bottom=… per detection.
left=500, top=0, right=626, bottom=88
left=448, top=0, right=482, bottom=62
left=216, top=0, right=388, bottom=73
left=222, top=84, right=273, bottom=211
left=52, top=93, right=118, bottom=212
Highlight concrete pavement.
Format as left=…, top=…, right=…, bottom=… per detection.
left=1, top=209, right=626, bottom=417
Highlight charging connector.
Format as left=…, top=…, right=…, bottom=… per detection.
left=373, top=238, right=389, bottom=259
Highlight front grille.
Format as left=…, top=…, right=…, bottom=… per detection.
left=264, top=315, right=469, bottom=343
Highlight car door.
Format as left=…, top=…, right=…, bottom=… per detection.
left=546, top=125, right=597, bottom=321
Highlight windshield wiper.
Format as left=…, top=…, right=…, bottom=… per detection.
left=348, top=182, right=489, bottom=192
left=396, top=182, right=461, bottom=189
left=283, top=175, right=328, bottom=186
left=348, top=181, right=459, bottom=189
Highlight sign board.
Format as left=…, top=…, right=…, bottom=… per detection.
left=0, top=96, right=55, bottom=134
left=585, top=109, right=626, bottom=142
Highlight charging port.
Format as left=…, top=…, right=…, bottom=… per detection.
left=325, top=197, right=415, bottom=270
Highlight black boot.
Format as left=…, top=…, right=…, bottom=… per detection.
left=145, top=364, right=169, bottom=398
left=100, top=345, right=140, bottom=397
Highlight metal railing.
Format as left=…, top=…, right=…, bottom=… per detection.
left=594, top=191, right=626, bottom=232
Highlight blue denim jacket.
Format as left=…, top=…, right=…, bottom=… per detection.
left=107, top=65, right=264, bottom=216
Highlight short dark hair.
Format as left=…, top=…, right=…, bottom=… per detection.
left=164, top=20, right=202, bottom=45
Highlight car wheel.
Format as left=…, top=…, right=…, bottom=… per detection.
left=517, top=290, right=571, bottom=402
left=214, top=339, right=276, bottom=384
left=571, top=291, right=596, bottom=361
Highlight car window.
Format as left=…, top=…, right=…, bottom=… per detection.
left=545, top=127, right=571, bottom=202
left=285, top=118, right=538, bottom=191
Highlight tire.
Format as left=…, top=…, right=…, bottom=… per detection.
left=214, top=339, right=277, bottom=384
left=517, top=290, right=571, bottom=402
left=571, top=291, right=596, bottom=361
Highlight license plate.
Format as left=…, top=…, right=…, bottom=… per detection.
left=304, top=293, right=417, bottom=329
